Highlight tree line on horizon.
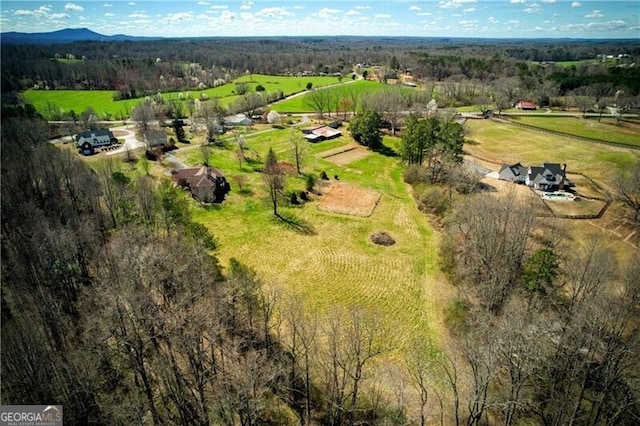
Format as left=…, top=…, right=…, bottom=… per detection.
left=2, top=37, right=639, bottom=108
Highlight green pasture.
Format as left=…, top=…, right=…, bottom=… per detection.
left=463, top=119, right=640, bottom=185
left=235, top=74, right=341, bottom=94
left=22, top=90, right=138, bottom=120
left=21, top=74, right=343, bottom=121
left=167, top=126, right=445, bottom=346
left=509, top=115, right=640, bottom=147
left=272, top=80, right=423, bottom=113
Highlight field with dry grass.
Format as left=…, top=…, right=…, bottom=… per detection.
left=161, top=126, right=455, bottom=348
left=465, top=118, right=640, bottom=254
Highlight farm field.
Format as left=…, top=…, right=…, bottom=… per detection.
left=21, top=74, right=343, bottom=120
left=171, top=125, right=450, bottom=346
left=272, top=79, right=423, bottom=113
left=509, top=115, right=640, bottom=147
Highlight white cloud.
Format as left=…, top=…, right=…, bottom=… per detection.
left=103, top=3, right=112, bottom=7
left=508, top=19, right=520, bottom=24
left=584, top=9, right=603, bottom=18
left=105, top=12, right=114, bottom=17
left=410, top=5, right=421, bottom=11
left=571, top=2, right=581, bottom=8
left=488, top=16, right=498, bottom=23
left=51, top=13, right=69, bottom=19
left=210, top=5, right=228, bottom=9
left=64, top=2, right=84, bottom=12
left=293, top=5, right=305, bottom=10
left=220, top=10, right=237, bottom=20
left=355, top=5, right=371, bottom=10
left=160, top=12, right=194, bottom=24
left=240, top=1, right=254, bottom=10
left=375, top=14, right=391, bottom=19
left=345, top=9, right=360, bottom=16
left=129, top=13, right=149, bottom=18
left=198, top=1, right=210, bottom=4
left=524, top=3, right=542, bottom=13
left=255, top=7, right=293, bottom=19
left=464, top=7, right=476, bottom=12
left=439, top=0, right=477, bottom=9
left=510, top=0, right=525, bottom=4
left=14, top=5, right=53, bottom=17
left=317, top=8, right=341, bottom=18
left=417, top=12, right=432, bottom=16
left=541, top=0, right=555, bottom=3
left=128, top=2, right=136, bottom=5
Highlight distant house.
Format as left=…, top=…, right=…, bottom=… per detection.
left=75, top=129, right=117, bottom=155
left=173, top=166, right=230, bottom=203
left=526, top=163, right=568, bottom=191
left=498, top=162, right=527, bottom=184
left=224, top=113, right=252, bottom=126
left=516, top=101, right=537, bottom=110
left=144, top=129, right=167, bottom=149
left=301, top=125, right=342, bottom=142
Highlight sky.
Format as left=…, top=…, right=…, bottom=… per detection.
left=1, top=1, right=639, bottom=39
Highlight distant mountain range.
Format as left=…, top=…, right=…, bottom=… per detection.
left=0, top=28, right=163, bottom=44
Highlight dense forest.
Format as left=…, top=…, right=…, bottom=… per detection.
left=2, top=37, right=640, bottom=102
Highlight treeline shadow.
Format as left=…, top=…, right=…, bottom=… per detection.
left=274, top=211, right=317, bottom=235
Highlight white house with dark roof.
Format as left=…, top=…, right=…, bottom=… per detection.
left=526, top=163, right=568, bottom=191
left=75, top=129, right=117, bottom=155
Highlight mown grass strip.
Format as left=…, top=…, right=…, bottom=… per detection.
left=509, top=115, right=640, bottom=147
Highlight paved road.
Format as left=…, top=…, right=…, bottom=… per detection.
left=106, top=124, right=146, bottom=156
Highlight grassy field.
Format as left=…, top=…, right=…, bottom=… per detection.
left=509, top=115, right=640, bottom=147
left=464, top=119, right=640, bottom=187
left=21, top=74, right=342, bottom=120
left=169, top=125, right=449, bottom=346
left=272, top=80, right=421, bottom=113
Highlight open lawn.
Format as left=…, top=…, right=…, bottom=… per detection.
left=272, top=80, right=421, bottom=113
left=464, top=119, right=640, bottom=188
left=170, top=126, right=450, bottom=346
left=21, top=74, right=343, bottom=120
left=509, top=115, right=640, bottom=147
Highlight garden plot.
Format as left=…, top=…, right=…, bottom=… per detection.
left=318, top=183, right=381, bottom=217
left=318, top=143, right=371, bottom=166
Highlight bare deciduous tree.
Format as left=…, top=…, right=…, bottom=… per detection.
left=615, top=162, right=640, bottom=222
left=453, top=192, right=536, bottom=313
left=289, top=129, right=308, bottom=175
left=131, top=101, right=155, bottom=131
left=263, top=148, right=286, bottom=216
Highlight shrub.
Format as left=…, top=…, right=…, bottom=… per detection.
left=403, top=165, right=430, bottom=184
left=444, top=300, right=468, bottom=331
left=289, top=192, right=300, bottom=205
left=370, top=231, right=396, bottom=246
left=320, top=171, right=329, bottom=180
left=255, top=84, right=266, bottom=92
left=146, top=149, right=161, bottom=161
left=419, top=187, right=450, bottom=216
left=235, top=82, right=248, bottom=95
left=306, top=82, right=313, bottom=90
left=305, top=174, right=317, bottom=191
left=299, top=191, right=309, bottom=202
